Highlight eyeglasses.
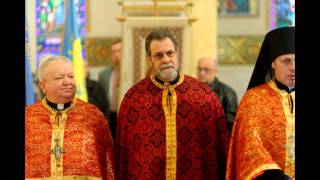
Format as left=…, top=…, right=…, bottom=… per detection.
left=197, top=67, right=212, bottom=73
left=151, top=50, right=176, bottom=60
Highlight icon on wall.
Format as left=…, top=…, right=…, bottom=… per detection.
left=218, top=0, right=259, bottom=16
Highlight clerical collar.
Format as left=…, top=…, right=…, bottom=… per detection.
left=155, top=73, right=180, bottom=85
left=274, top=79, right=295, bottom=93
left=46, top=99, right=71, bottom=110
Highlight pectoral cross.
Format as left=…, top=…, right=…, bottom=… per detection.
left=50, top=138, right=65, bottom=161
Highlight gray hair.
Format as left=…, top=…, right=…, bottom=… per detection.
left=145, top=28, right=178, bottom=56
left=37, top=55, right=72, bottom=81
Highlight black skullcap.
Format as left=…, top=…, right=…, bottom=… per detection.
left=247, top=26, right=295, bottom=89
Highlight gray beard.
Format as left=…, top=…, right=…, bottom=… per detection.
left=158, top=69, right=178, bottom=82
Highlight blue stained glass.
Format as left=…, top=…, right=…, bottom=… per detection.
left=36, top=0, right=86, bottom=68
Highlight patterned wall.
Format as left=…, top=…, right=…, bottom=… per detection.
left=86, top=35, right=263, bottom=67
left=85, top=37, right=120, bottom=66
left=218, top=35, right=264, bottom=64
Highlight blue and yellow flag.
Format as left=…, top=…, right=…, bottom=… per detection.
left=61, top=0, right=87, bottom=101
left=25, top=15, right=36, bottom=105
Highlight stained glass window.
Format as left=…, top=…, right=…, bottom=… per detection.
left=36, top=0, right=86, bottom=66
left=270, top=0, right=295, bottom=30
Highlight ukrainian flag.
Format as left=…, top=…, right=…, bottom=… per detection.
left=25, top=15, right=35, bottom=105
left=61, top=0, right=88, bottom=101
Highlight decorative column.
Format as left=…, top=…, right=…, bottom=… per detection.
left=190, top=0, right=217, bottom=76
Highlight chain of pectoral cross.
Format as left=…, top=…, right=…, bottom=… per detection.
left=51, top=110, right=65, bottom=163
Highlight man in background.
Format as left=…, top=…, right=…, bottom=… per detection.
left=197, top=57, right=238, bottom=133
left=84, top=60, right=109, bottom=119
left=98, top=39, right=122, bottom=140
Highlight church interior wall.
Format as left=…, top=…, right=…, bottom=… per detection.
left=85, top=0, right=122, bottom=81
left=217, top=0, right=268, bottom=100
left=26, top=0, right=271, bottom=101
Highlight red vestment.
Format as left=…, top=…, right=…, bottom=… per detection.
left=226, top=80, right=295, bottom=179
left=117, top=74, right=229, bottom=180
left=25, top=98, right=116, bottom=180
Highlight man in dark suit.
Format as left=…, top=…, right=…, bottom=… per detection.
left=98, top=39, right=122, bottom=140
left=84, top=61, right=109, bottom=120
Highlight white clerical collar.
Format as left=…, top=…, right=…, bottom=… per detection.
left=46, top=98, right=71, bottom=110
left=57, top=104, right=64, bottom=110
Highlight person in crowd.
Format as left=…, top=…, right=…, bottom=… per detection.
left=226, top=26, right=295, bottom=180
left=98, top=39, right=122, bottom=140
left=84, top=60, right=110, bottom=119
left=117, top=28, right=229, bottom=179
left=197, top=57, right=238, bottom=133
left=25, top=55, right=116, bottom=180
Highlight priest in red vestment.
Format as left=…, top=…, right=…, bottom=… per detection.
left=116, top=29, right=229, bottom=180
left=226, top=26, right=295, bottom=180
left=25, top=55, right=116, bottom=180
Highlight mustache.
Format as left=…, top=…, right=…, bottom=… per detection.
left=160, top=63, right=175, bottom=70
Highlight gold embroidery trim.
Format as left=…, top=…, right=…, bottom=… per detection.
left=150, top=73, right=184, bottom=180
left=162, top=87, right=177, bottom=180
left=26, top=175, right=103, bottom=180
left=268, top=80, right=295, bottom=178
left=42, top=98, right=76, bottom=177
left=247, top=163, right=281, bottom=180
left=150, top=73, right=184, bottom=90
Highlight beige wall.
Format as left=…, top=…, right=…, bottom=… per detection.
left=26, top=0, right=37, bottom=72
left=216, top=0, right=268, bottom=101
left=86, top=0, right=121, bottom=38
left=218, top=0, right=269, bottom=35
left=218, top=65, right=254, bottom=103
left=86, top=0, right=122, bottom=80
left=191, top=0, right=217, bottom=76
left=26, top=0, right=268, bottom=101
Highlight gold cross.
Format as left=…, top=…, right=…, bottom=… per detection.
left=50, top=138, right=65, bottom=161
